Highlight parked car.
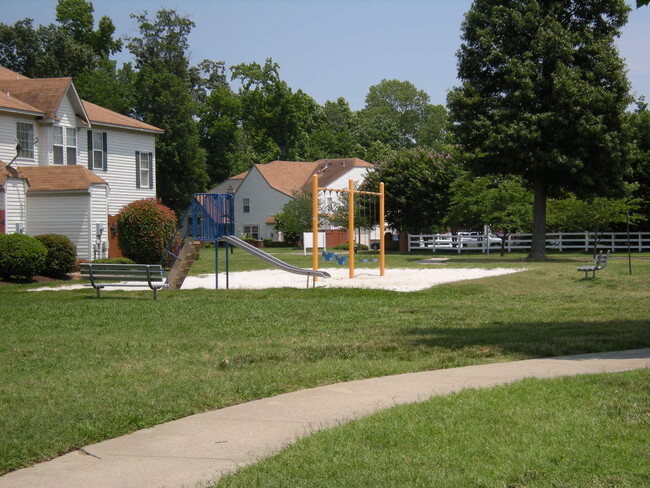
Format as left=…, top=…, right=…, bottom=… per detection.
left=458, top=232, right=502, bottom=247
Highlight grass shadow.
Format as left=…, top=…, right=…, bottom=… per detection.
left=403, top=320, right=650, bottom=358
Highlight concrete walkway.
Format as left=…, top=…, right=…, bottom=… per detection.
left=2, top=348, right=649, bottom=488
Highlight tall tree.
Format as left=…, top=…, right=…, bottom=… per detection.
left=627, top=100, right=650, bottom=230
left=200, top=84, right=243, bottom=185
left=305, top=97, right=361, bottom=160
left=360, top=147, right=460, bottom=233
left=231, top=59, right=319, bottom=161
left=0, top=0, right=121, bottom=80
left=448, top=0, right=632, bottom=260
left=127, top=10, right=208, bottom=213
left=357, top=79, right=448, bottom=150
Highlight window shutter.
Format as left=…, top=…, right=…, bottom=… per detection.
left=102, top=132, right=108, bottom=171
left=135, top=151, right=141, bottom=188
left=87, top=131, right=93, bottom=170
left=149, top=152, right=154, bottom=189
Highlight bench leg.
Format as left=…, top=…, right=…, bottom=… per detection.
left=153, top=287, right=158, bottom=300
left=96, top=286, right=103, bottom=298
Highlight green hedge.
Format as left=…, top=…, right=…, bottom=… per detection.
left=0, top=234, right=47, bottom=281
left=35, top=234, right=77, bottom=278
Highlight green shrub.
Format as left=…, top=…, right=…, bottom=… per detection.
left=117, top=199, right=177, bottom=264
left=34, top=234, right=77, bottom=278
left=0, top=233, right=47, bottom=281
left=263, top=238, right=273, bottom=248
left=91, top=258, right=135, bottom=264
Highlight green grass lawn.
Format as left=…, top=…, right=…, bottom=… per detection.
left=214, top=369, right=650, bottom=488
left=1, top=250, right=649, bottom=475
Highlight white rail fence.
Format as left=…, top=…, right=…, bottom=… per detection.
left=408, top=232, right=650, bottom=253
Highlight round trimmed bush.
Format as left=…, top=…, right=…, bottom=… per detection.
left=117, top=198, right=177, bottom=264
left=34, top=234, right=77, bottom=278
left=0, top=233, right=47, bottom=281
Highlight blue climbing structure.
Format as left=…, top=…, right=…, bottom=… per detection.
left=163, top=193, right=235, bottom=289
left=191, top=193, right=235, bottom=241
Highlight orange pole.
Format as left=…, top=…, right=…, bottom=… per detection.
left=312, top=174, right=319, bottom=282
left=348, top=179, right=355, bottom=279
left=379, top=182, right=385, bottom=276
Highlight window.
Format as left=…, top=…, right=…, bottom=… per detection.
left=243, top=225, right=259, bottom=239
left=66, top=128, right=77, bottom=164
left=16, top=122, right=34, bottom=159
left=87, top=131, right=107, bottom=171
left=53, top=127, right=77, bottom=165
left=136, top=151, right=154, bottom=189
left=243, top=198, right=250, bottom=213
left=53, top=126, right=64, bottom=164
left=92, top=132, right=104, bottom=169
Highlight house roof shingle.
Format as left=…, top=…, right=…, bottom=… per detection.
left=311, top=158, right=374, bottom=189
left=83, top=100, right=163, bottom=133
left=0, top=77, right=73, bottom=120
left=19, top=165, right=107, bottom=192
left=0, top=90, right=45, bottom=116
left=255, top=161, right=321, bottom=197
left=0, top=66, right=162, bottom=133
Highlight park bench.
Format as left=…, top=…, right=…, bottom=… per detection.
left=576, top=251, right=609, bottom=280
left=79, top=263, right=169, bottom=299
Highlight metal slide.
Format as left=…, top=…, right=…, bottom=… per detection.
left=219, top=235, right=331, bottom=282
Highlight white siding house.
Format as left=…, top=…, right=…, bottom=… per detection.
left=223, top=158, right=374, bottom=242
left=0, top=67, right=162, bottom=260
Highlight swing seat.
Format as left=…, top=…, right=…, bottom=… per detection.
left=361, top=258, right=368, bottom=263
left=336, top=255, right=347, bottom=265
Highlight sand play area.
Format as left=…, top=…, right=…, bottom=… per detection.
left=31, top=267, right=526, bottom=293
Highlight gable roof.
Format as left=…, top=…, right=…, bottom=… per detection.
left=83, top=100, right=163, bottom=134
left=312, top=158, right=374, bottom=189
left=0, top=66, right=161, bottom=133
left=0, top=67, right=29, bottom=81
left=236, top=158, right=374, bottom=198
left=0, top=90, right=45, bottom=116
left=254, top=161, right=321, bottom=197
left=0, top=76, right=75, bottom=121
left=19, top=165, right=107, bottom=192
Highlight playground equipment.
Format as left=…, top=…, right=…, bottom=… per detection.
left=162, top=193, right=330, bottom=289
left=312, top=175, right=385, bottom=280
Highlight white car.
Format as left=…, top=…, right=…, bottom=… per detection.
left=458, top=232, right=502, bottom=246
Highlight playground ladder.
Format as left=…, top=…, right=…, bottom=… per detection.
left=167, top=240, right=203, bottom=290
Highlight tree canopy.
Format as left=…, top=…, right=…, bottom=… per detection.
left=360, top=148, right=460, bottom=233
left=448, top=0, right=632, bottom=259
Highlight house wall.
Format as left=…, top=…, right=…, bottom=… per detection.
left=0, top=113, right=40, bottom=165
left=90, top=184, right=109, bottom=260
left=234, top=166, right=291, bottom=240
left=80, top=126, right=157, bottom=215
left=26, top=192, right=92, bottom=260
left=3, top=178, right=27, bottom=233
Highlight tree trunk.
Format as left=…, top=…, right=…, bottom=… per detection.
left=528, top=177, right=547, bottom=260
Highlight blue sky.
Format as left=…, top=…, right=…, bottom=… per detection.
left=4, top=0, right=650, bottom=110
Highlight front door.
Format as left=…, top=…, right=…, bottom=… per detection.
left=107, top=214, right=123, bottom=258
left=0, top=209, right=5, bottom=234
